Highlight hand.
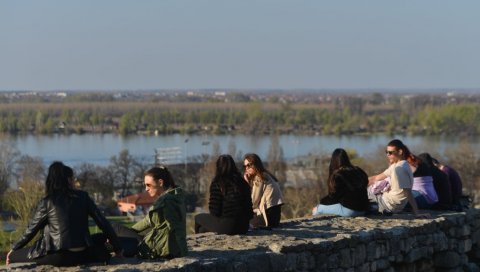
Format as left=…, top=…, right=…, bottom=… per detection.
left=6, top=250, right=12, bottom=265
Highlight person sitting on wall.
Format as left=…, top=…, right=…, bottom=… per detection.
left=418, top=153, right=452, bottom=210
left=432, top=157, right=464, bottom=209
left=409, top=157, right=439, bottom=210
left=243, top=153, right=284, bottom=229
left=368, top=139, right=429, bottom=218
left=7, top=162, right=122, bottom=267
left=312, top=148, right=369, bottom=217
left=113, top=166, right=187, bottom=259
left=195, top=154, right=253, bottom=235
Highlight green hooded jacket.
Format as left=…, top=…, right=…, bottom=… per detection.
left=132, top=187, right=188, bottom=259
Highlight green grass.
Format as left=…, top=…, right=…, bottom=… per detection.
left=89, top=216, right=136, bottom=234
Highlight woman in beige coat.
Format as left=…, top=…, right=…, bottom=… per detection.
left=243, top=153, right=284, bottom=228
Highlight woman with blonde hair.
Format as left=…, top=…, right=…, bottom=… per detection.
left=243, top=153, right=284, bottom=228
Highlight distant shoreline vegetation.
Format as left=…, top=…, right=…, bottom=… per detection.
left=0, top=91, right=479, bottom=136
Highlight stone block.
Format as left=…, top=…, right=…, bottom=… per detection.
left=296, top=252, right=314, bottom=270
left=404, top=246, right=431, bottom=263
left=285, top=253, right=298, bottom=271
left=353, top=244, right=366, bottom=266
left=449, top=225, right=470, bottom=237
left=432, top=232, right=449, bottom=251
left=327, top=253, right=340, bottom=269
left=464, top=262, right=480, bottom=272
left=458, top=239, right=473, bottom=253
left=339, top=248, right=352, bottom=268
left=434, top=251, right=460, bottom=268
left=354, top=263, right=370, bottom=272
left=472, top=230, right=480, bottom=245
left=371, top=259, right=390, bottom=270
left=267, top=252, right=287, bottom=272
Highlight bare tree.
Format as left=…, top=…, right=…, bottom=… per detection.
left=15, top=155, right=46, bottom=185
left=3, top=156, right=45, bottom=234
left=109, top=149, right=142, bottom=197
left=267, top=134, right=287, bottom=184
left=0, top=142, right=20, bottom=196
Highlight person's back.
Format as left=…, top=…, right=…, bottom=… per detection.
left=441, top=165, right=463, bottom=205
left=195, top=154, right=253, bottom=235
left=321, top=166, right=369, bottom=212
left=209, top=174, right=253, bottom=220
left=41, top=191, right=101, bottom=253
left=411, top=162, right=438, bottom=208
left=8, top=162, right=121, bottom=267
left=431, top=167, right=452, bottom=210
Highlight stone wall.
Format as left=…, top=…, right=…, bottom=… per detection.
left=3, top=210, right=480, bottom=272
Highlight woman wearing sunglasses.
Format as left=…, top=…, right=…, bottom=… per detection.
left=243, top=153, right=284, bottom=229
left=368, top=139, right=429, bottom=218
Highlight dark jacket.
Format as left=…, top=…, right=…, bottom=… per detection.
left=209, top=174, right=253, bottom=220
left=431, top=167, right=453, bottom=209
left=132, top=187, right=188, bottom=259
left=320, top=166, right=369, bottom=211
left=11, top=190, right=121, bottom=259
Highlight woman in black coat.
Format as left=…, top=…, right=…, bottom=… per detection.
left=195, top=154, right=253, bottom=235
left=6, top=161, right=122, bottom=267
left=312, top=148, right=369, bottom=217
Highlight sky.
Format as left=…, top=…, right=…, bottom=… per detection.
left=1, top=1, right=480, bottom=91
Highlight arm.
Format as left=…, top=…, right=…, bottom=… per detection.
left=405, top=188, right=430, bottom=218
left=86, top=193, right=122, bottom=252
left=368, top=173, right=387, bottom=186
left=11, top=199, right=48, bottom=251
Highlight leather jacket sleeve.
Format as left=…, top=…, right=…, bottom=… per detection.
left=11, top=199, right=48, bottom=250
left=86, top=193, right=122, bottom=252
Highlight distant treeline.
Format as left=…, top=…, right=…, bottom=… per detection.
left=0, top=97, right=479, bottom=136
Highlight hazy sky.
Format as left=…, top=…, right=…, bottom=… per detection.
left=1, top=1, right=479, bottom=91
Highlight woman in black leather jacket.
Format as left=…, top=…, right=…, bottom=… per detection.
left=6, top=161, right=122, bottom=266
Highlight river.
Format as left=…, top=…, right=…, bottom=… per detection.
left=1, top=133, right=478, bottom=166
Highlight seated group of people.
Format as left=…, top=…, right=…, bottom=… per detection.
left=6, top=153, right=284, bottom=267
left=6, top=140, right=463, bottom=267
left=312, top=139, right=464, bottom=219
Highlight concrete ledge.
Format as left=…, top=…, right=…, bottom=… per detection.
left=3, top=210, right=480, bottom=271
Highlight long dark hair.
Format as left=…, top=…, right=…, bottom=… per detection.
left=387, top=139, right=418, bottom=167
left=45, top=161, right=74, bottom=197
left=243, top=153, right=278, bottom=182
left=144, top=166, right=176, bottom=188
left=213, top=154, right=242, bottom=194
left=327, top=148, right=353, bottom=193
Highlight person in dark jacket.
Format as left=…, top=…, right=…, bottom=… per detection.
left=418, top=153, right=452, bottom=210
left=6, top=162, right=122, bottom=267
left=312, top=148, right=369, bottom=217
left=195, top=154, right=253, bottom=235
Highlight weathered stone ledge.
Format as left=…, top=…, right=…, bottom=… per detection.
left=3, top=210, right=480, bottom=271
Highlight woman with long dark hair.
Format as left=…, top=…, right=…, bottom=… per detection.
left=312, top=148, right=369, bottom=217
left=243, top=153, right=284, bottom=228
left=114, top=166, right=187, bottom=259
left=6, top=162, right=122, bottom=267
left=195, top=154, right=253, bottom=235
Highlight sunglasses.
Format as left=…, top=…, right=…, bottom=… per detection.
left=385, top=150, right=397, bottom=156
left=244, top=163, right=253, bottom=169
